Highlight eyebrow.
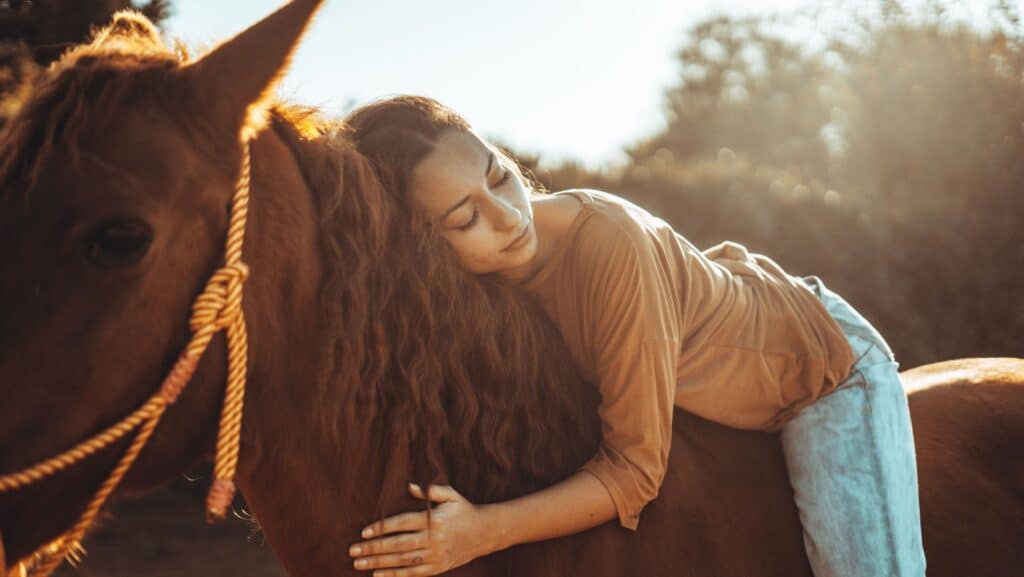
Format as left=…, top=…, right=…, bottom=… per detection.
left=439, top=152, right=495, bottom=222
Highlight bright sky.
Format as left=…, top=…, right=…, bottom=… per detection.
left=163, top=0, right=993, bottom=167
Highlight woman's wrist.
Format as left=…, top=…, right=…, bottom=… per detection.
left=473, top=470, right=619, bottom=556
left=476, top=501, right=514, bottom=554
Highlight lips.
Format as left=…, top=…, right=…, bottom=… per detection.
left=502, top=219, right=532, bottom=252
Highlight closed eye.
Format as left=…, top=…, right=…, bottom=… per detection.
left=455, top=207, right=479, bottom=231
left=453, top=166, right=512, bottom=232
left=493, top=167, right=511, bottom=188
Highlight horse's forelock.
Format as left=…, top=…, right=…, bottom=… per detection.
left=92, top=10, right=167, bottom=53
left=0, top=28, right=189, bottom=204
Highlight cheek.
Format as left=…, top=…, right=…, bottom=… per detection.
left=441, top=231, right=501, bottom=273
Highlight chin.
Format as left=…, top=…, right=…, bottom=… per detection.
left=511, top=246, right=538, bottom=271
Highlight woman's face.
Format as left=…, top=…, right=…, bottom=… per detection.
left=410, top=129, right=537, bottom=276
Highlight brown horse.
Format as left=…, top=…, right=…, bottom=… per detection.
left=1, top=2, right=1022, bottom=576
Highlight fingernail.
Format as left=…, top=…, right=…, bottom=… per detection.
left=354, top=559, right=368, bottom=569
left=349, top=545, right=361, bottom=556
left=362, top=528, right=374, bottom=538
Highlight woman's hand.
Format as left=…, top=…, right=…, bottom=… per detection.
left=348, top=483, right=494, bottom=576
left=348, top=470, right=618, bottom=575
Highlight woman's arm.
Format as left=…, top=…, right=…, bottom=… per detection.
left=348, top=471, right=615, bottom=576
left=485, top=469, right=617, bottom=549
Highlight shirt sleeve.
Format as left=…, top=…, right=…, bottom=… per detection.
left=575, top=218, right=681, bottom=530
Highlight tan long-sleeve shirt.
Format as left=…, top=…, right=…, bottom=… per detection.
left=518, top=189, right=856, bottom=530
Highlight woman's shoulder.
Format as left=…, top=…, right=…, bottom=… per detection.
left=555, top=189, right=671, bottom=252
left=539, top=190, right=680, bottom=290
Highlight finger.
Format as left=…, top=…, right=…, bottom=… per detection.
left=425, top=484, right=460, bottom=503
left=350, top=532, right=427, bottom=557
left=408, top=483, right=426, bottom=500
left=362, top=511, right=429, bottom=539
left=352, top=549, right=431, bottom=571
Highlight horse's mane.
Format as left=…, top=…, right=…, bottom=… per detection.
left=0, top=10, right=601, bottom=504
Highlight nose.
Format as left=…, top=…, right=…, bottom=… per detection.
left=487, top=194, right=523, bottom=231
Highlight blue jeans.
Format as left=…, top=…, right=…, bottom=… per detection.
left=781, top=276, right=926, bottom=577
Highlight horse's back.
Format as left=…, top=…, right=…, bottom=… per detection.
left=903, top=358, right=1024, bottom=577
left=902, top=357, right=1024, bottom=393
left=904, top=358, right=1024, bottom=493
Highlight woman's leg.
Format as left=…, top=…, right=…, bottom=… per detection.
left=781, top=276, right=926, bottom=577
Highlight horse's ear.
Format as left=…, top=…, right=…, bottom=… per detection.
left=180, top=0, right=325, bottom=140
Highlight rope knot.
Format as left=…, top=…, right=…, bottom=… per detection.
left=189, top=262, right=250, bottom=332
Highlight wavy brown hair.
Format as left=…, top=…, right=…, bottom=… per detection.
left=343, top=94, right=545, bottom=205
left=337, top=95, right=597, bottom=499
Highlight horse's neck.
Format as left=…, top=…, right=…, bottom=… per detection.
left=236, top=411, right=424, bottom=575
left=227, top=124, right=425, bottom=576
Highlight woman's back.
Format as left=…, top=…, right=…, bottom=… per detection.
left=518, top=188, right=856, bottom=432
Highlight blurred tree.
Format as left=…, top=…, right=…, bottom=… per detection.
left=630, top=16, right=835, bottom=184
left=536, top=0, right=1024, bottom=366
left=0, top=0, right=172, bottom=65
left=830, top=3, right=1024, bottom=361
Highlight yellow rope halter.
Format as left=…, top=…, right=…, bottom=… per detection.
left=0, top=141, right=254, bottom=577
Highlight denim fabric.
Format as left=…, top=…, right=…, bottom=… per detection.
left=781, top=275, right=926, bottom=577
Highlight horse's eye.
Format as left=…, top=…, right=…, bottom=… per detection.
left=83, top=218, right=153, bottom=268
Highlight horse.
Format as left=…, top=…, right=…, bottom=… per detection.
left=1, top=2, right=1022, bottom=576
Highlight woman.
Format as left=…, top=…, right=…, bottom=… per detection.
left=343, top=95, right=926, bottom=577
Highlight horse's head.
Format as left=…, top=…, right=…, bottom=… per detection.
left=0, top=0, right=325, bottom=565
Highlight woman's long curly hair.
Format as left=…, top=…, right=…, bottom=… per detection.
left=334, top=96, right=599, bottom=501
